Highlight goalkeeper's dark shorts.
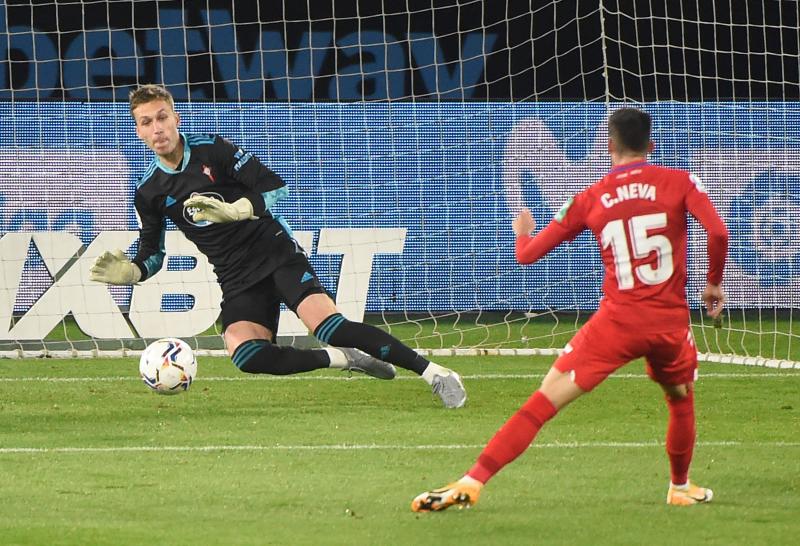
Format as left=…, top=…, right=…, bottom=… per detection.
left=219, top=247, right=330, bottom=336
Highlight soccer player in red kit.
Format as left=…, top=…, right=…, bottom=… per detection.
left=411, top=107, right=729, bottom=511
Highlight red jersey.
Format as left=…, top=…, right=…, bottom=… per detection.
left=516, top=161, right=728, bottom=333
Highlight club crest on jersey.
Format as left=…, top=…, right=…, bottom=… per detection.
left=202, top=164, right=216, bottom=182
left=183, top=191, right=224, bottom=227
left=554, top=197, right=574, bottom=223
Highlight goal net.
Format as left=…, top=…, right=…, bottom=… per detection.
left=0, top=1, right=797, bottom=367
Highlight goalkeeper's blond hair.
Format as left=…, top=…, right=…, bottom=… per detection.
left=129, top=84, right=175, bottom=117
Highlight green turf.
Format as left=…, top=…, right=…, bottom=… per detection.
left=0, top=357, right=798, bottom=546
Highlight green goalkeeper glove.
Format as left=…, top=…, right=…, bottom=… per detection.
left=89, top=249, right=142, bottom=285
left=183, top=195, right=257, bottom=223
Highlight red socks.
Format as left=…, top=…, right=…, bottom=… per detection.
left=465, top=387, right=695, bottom=485
left=665, top=390, right=696, bottom=485
left=467, top=390, right=557, bottom=484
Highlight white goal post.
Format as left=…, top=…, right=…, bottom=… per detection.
left=0, top=1, right=797, bottom=367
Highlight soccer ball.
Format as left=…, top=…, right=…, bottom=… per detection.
left=139, top=338, right=197, bottom=395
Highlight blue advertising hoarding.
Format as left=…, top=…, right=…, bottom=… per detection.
left=1, top=102, right=798, bottom=314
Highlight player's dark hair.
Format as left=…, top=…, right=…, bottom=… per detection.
left=129, top=84, right=175, bottom=117
left=608, top=108, right=651, bottom=154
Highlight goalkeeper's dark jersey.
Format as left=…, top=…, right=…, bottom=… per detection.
left=133, top=132, right=293, bottom=299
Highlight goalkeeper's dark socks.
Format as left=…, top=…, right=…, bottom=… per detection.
left=467, top=390, right=557, bottom=484
left=665, top=390, right=696, bottom=485
left=314, top=313, right=429, bottom=375
left=232, top=339, right=330, bottom=375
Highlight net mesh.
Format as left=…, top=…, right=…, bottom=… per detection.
left=0, top=1, right=797, bottom=366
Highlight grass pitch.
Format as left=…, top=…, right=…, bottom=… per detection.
left=0, top=356, right=798, bottom=546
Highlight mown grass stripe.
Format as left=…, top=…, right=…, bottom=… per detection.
left=0, top=372, right=797, bottom=383
left=1, top=440, right=799, bottom=455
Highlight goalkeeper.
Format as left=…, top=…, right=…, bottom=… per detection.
left=89, top=84, right=466, bottom=409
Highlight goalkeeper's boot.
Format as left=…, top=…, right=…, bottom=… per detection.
left=339, top=348, right=396, bottom=380
left=411, top=481, right=481, bottom=512
left=666, top=481, right=714, bottom=506
left=432, top=371, right=467, bottom=408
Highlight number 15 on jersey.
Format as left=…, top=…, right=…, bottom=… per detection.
left=601, top=212, right=674, bottom=290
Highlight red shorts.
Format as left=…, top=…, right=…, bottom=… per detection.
left=553, top=315, right=698, bottom=392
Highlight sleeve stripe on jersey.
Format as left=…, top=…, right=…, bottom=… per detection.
left=275, top=215, right=294, bottom=237
left=262, top=187, right=288, bottom=212
left=142, top=228, right=167, bottom=278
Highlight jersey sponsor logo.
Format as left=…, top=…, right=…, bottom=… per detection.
left=165, top=195, right=177, bottom=207
left=554, top=197, right=574, bottom=222
left=183, top=191, right=224, bottom=227
left=600, top=182, right=656, bottom=208
left=233, top=148, right=253, bottom=172
left=300, top=271, right=314, bottom=283
left=201, top=164, right=216, bottom=182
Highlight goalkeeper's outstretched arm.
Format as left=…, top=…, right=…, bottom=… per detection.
left=89, top=194, right=166, bottom=285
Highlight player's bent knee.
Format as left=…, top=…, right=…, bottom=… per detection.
left=661, top=382, right=691, bottom=400
left=539, top=368, right=586, bottom=410
left=224, top=322, right=275, bottom=357
left=296, top=293, right=339, bottom=332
